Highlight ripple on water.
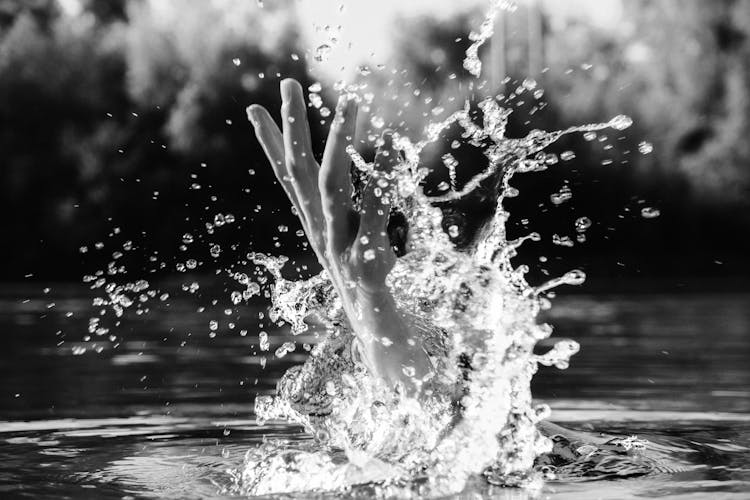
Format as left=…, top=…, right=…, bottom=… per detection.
left=0, top=415, right=749, bottom=498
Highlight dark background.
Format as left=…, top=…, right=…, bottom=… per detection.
left=2, top=0, right=749, bottom=292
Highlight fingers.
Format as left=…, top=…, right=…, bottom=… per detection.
left=280, top=79, right=321, bottom=215
left=279, top=79, right=331, bottom=260
left=320, top=95, right=359, bottom=254
left=357, top=130, right=397, bottom=248
left=321, top=96, right=357, bottom=207
left=246, top=104, right=309, bottom=232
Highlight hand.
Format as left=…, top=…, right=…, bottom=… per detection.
left=247, top=79, right=433, bottom=394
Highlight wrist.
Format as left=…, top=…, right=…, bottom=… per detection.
left=350, top=285, right=412, bottom=343
left=353, top=284, right=400, bottom=318
left=354, top=283, right=391, bottom=301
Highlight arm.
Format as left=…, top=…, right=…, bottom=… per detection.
left=247, top=79, right=433, bottom=394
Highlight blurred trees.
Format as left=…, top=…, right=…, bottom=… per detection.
left=376, top=2, right=750, bottom=285
left=0, top=0, right=748, bottom=284
left=0, top=1, right=126, bottom=273
left=633, top=0, right=750, bottom=203
left=1, top=0, right=316, bottom=279
left=0, top=0, right=59, bottom=30
left=79, top=0, right=128, bottom=23
left=543, top=0, right=750, bottom=204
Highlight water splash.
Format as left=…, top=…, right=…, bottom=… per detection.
left=230, top=80, right=628, bottom=496
left=68, top=2, right=637, bottom=496
left=463, top=0, right=518, bottom=77
left=641, top=207, right=661, bottom=219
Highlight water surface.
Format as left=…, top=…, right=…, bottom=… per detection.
left=2, top=287, right=749, bottom=498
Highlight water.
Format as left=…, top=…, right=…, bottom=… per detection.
left=232, top=8, right=639, bottom=489
left=4, top=3, right=748, bottom=497
left=2, top=288, right=750, bottom=498
left=232, top=78, right=641, bottom=493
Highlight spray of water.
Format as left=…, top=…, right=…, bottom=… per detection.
left=463, top=0, right=517, bottom=77
left=227, top=82, right=631, bottom=495
left=70, top=2, right=635, bottom=496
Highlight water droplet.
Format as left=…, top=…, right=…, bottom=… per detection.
left=552, top=234, right=574, bottom=247
left=309, top=93, right=323, bottom=109
left=244, top=283, right=260, bottom=299
left=562, top=269, right=586, bottom=286
left=314, top=44, right=331, bottom=62
left=641, top=207, right=660, bottom=219
left=609, top=114, right=633, bottom=131
left=550, top=186, right=572, bottom=205
left=560, top=151, right=576, bottom=161
left=370, top=116, right=385, bottom=129
left=533, top=404, right=551, bottom=421
left=441, top=153, right=458, bottom=169
left=638, top=141, right=653, bottom=154
left=574, top=217, right=592, bottom=232
left=259, top=331, right=269, bottom=351
left=275, top=341, right=295, bottom=358
left=325, top=381, right=337, bottom=395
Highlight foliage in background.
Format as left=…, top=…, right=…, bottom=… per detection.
left=1, top=0, right=748, bottom=285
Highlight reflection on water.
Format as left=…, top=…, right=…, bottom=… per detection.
left=1, top=287, right=749, bottom=498
left=536, top=294, right=750, bottom=413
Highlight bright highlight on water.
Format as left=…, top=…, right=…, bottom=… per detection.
left=70, top=1, right=665, bottom=497
left=222, top=2, right=639, bottom=496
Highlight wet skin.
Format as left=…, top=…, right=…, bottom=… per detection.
left=246, top=80, right=603, bottom=454
left=247, top=79, right=433, bottom=395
